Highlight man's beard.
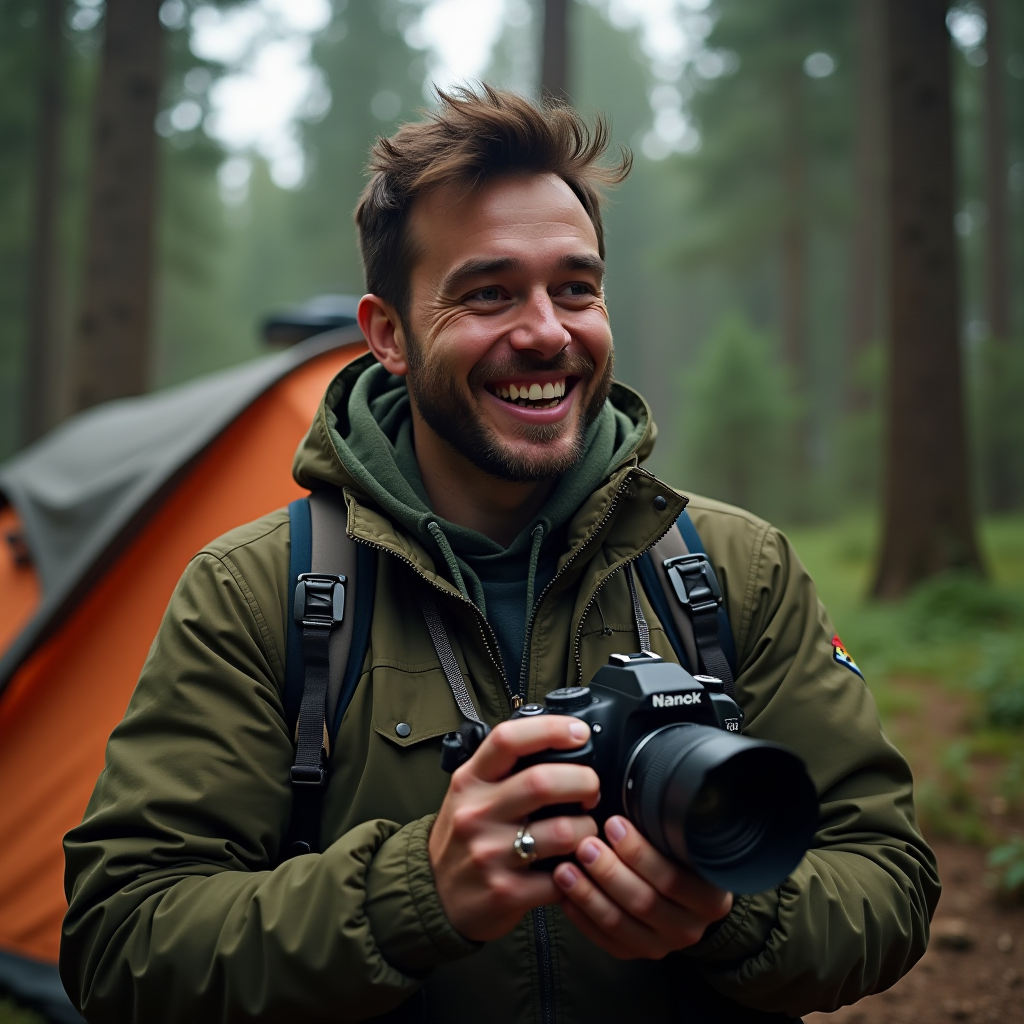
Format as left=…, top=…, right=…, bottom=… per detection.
left=404, top=337, right=614, bottom=482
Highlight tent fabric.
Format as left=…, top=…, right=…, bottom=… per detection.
left=0, top=327, right=364, bottom=694
left=0, top=337, right=365, bottom=978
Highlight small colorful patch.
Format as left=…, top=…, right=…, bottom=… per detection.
left=832, top=634, right=863, bottom=679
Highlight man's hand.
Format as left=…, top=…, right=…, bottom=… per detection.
left=429, top=717, right=600, bottom=942
left=553, top=815, right=733, bottom=959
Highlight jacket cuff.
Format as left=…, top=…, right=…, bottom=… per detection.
left=683, top=887, right=781, bottom=967
left=365, top=814, right=482, bottom=976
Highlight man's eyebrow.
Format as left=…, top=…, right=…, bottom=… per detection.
left=440, top=256, right=525, bottom=295
left=558, top=253, right=605, bottom=278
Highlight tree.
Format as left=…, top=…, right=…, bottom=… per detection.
left=71, top=0, right=163, bottom=411
left=679, top=312, right=796, bottom=520
left=542, top=0, right=570, bottom=100
left=23, top=0, right=65, bottom=444
left=846, top=0, right=887, bottom=412
left=981, top=0, right=1010, bottom=341
left=874, top=0, right=983, bottom=597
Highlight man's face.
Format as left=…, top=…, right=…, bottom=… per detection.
left=400, top=173, right=614, bottom=481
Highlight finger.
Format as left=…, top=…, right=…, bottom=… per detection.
left=489, top=763, right=601, bottom=822
left=469, top=717, right=590, bottom=783
left=508, top=815, right=598, bottom=868
left=603, top=816, right=733, bottom=922
left=552, top=861, right=669, bottom=959
left=572, top=838, right=713, bottom=947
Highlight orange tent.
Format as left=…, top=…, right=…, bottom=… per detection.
left=0, top=330, right=365, bottom=1021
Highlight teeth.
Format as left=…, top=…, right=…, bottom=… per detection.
left=492, top=379, right=568, bottom=405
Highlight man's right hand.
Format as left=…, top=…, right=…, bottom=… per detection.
left=428, top=716, right=600, bottom=942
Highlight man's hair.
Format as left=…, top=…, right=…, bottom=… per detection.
left=355, top=85, right=632, bottom=323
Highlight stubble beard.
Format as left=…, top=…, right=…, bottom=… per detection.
left=405, top=336, right=614, bottom=482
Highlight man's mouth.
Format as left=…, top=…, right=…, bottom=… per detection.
left=485, top=377, right=573, bottom=409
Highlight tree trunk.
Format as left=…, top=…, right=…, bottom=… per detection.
left=541, top=0, right=569, bottom=101
left=874, top=0, right=983, bottom=597
left=846, top=0, right=887, bottom=412
left=979, top=0, right=1016, bottom=512
left=981, top=0, right=1010, bottom=342
left=23, top=0, right=65, bottom=445
left=780, top=66, right=809, bottom=481
left=71, top=0, right=162, bottom=412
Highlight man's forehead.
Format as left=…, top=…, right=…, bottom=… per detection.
left=408, top=173, right=600, bottom=277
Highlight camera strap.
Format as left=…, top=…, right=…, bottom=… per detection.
left=420, top=591, right=484, bottom=725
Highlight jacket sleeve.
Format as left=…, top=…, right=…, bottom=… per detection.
left=60, top=546, right=476, bottom=1024
left=682, top=518, right=940, bottom=1017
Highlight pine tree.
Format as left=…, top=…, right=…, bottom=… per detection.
left=71, top=0, right=163, bottom=411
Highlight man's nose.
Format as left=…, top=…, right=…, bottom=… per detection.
left=507, top=288, right=571, bottom=358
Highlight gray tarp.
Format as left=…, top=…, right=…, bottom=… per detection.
left=0, top=328, right=363, bottom=693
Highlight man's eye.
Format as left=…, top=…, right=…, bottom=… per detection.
left=471, top=287, right=503, bottom=302
left=561, top=283, right=593, bottom=297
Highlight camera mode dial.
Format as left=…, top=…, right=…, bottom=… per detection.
left=544, top=687, right=592, bottom=712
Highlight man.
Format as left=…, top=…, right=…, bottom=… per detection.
left=61, top=88, right=938, bottom=1023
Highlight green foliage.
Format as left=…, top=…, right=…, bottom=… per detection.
left=972, top=637, right=1024, bottom=727
left=678, top=312, right=797, bottom=520
left=835, top=341, right=885, bottom=506
left=988, top=836, right=1024, bottom=897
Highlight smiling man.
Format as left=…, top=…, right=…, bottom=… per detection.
left=61, top=89, right=938, bottom=1024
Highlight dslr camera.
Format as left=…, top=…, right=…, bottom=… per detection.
left=442, top=652, right=818, bottom=894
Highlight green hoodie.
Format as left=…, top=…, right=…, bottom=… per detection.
left=330, top=359, right=646, bottom=683
left=61, top=356, right=939, bottom=1024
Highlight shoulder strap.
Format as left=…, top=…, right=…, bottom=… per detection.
left=636, top=509, right=738, bottom=695
left=283, top=490, right=375, bottom=858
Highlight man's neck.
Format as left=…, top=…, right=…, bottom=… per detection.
left=411, top=417, right=555, bottom=547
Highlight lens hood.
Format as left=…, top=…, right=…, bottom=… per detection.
left=623, top=724, right=818, bottom=893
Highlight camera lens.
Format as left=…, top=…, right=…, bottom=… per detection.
left=623, top=724, right=817, bottom=894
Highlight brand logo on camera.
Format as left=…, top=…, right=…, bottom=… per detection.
left=651, top=692, right=701, bottom=708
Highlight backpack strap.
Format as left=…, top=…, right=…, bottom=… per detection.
left=284, top=490, right=375, bottom=858
left=636, top=509, right=738, bottom=697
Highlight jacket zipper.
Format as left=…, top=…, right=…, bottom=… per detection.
left=513, top=465, right=680, bottom=1024
left=532, top=907, right=556, bottom=1024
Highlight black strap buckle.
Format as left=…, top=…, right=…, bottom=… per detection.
left=293, top=573, right=346, bottom=628
left=663, top=554, right=723, bottom=616
left=290, top=764, right=325, bottom=786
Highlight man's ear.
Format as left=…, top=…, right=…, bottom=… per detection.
left=358, top=294, right=409, bottom=376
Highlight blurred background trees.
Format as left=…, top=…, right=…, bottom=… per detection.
left=1, top=0, right=1023, bottom=592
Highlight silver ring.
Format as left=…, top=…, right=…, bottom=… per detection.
left=513, top=824, right=538, bottom=862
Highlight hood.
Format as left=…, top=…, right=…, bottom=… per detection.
left=293, top=354, right=657, bottom=600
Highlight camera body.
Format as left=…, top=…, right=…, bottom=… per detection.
left=510, top=652, right=743, bottom=824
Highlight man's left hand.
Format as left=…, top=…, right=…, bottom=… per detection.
left=552, top=814, right=733, bottom=960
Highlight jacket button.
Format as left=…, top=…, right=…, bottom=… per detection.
left=395, top=722, right=412, bottom=738
left=653, top=495, right=668, bottom=511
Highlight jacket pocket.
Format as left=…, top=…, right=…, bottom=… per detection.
left=371, top=664, right=465, bottom=749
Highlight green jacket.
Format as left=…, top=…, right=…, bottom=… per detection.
left=61, top=361, right=939, bottom=1023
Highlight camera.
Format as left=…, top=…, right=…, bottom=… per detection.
left=442, top=652, right=818, bottom=894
